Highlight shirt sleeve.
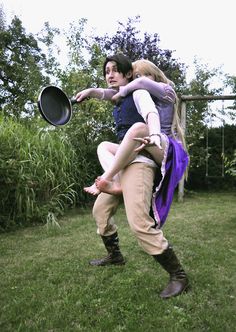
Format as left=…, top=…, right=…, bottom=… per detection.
left=119, top=77, right=175, bottom=103
left=133, top=89, right=158, bottom=122
left=102, top=88, right=118, bottom=100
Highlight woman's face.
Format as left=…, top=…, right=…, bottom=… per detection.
left=105, top=61, right=131, bottom=88
left=133, top=69, right=155, bottom=81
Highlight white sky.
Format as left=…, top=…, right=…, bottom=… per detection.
left=1, top=0, right=235, bottom=82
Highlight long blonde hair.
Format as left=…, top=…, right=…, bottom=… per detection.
left=132, top=59, right=187, bottom=153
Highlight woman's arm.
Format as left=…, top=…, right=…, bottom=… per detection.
left=112, top=77, right=175, bottom=103
left=133, top=89, right=162, bottom=149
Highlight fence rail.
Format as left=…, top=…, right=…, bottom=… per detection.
left=181, top=94, right=236, bottom=101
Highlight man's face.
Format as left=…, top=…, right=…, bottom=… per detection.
left=105, top=61, right=131, bottom=89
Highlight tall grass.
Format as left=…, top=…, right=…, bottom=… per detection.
left=0, top=192, right=235, bottom=331
left=0, top=118, right=78, bottom=231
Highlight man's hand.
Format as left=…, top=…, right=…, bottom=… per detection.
left=75, top=89, right=92, bottom=103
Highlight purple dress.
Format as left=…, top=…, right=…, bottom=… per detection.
left=152, top=135, right=189, bottom=228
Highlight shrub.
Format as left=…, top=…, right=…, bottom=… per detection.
left=0, top=118, right=78, bottom=231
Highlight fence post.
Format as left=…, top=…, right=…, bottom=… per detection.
left=178, top=100, right=186, bottom=202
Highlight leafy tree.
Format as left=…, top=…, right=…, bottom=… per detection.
left=182, top=60, right=224, bottom=180
left=224, top=150, right=236, bottom=177
left=94, top=16, right=187, bottom=90
left=36, top=21, right=61, bottom=83
left=0, top=16, right=50, bottom=119
left=226, top=74, right=236, bottom=115
left=0, top=4, right=5, bottom=31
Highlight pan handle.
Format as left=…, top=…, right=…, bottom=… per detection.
left=70, top=97, right=78, bottom=105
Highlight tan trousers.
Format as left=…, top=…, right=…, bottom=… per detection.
left=92, top=162, right=168, bottom=255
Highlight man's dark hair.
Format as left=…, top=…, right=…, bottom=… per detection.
left=103, top=53, right=133, bottom=78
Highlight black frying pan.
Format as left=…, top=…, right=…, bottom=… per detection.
left=37, top=85, right=77, bottom=126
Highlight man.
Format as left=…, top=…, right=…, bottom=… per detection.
left=75, top=53, right=189, bottom=299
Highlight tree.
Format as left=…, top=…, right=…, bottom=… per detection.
left=226, top=74, right=236, bottom=116
left=93, top=16, right=187, bottom=90
left=0, top=16, right=50, bottom=119
left=0, top=4, right=5, bottom=31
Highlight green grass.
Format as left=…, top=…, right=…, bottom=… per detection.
left=0, top=192, right=235, bottom=332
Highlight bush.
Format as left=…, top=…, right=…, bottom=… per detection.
left=0, top=118, right=79, bottom=231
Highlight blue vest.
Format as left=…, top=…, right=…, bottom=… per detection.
left=113, top=94, right=145, bottom=141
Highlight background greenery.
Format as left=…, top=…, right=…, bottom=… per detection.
left=0, top=117, right=79, bottom=231
left=0, top=11, right=235, bottom=230
left=0, top=192, right=235, bottom=331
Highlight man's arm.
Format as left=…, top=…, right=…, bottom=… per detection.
left=75, top=88, right=117, bottom=103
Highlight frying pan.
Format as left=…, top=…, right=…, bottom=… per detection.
left=37, top=85, right=77, bottom=126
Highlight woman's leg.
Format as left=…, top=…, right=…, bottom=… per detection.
left=96, top=122, right=165, bottom=195
left=84, top=141, right=120, bottom=195
left=97, top=141, right=119, bottom=172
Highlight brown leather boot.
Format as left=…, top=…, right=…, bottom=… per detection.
left=154, top=245, right=189, bottom=299
left=89, top=232, right=125, bottom=266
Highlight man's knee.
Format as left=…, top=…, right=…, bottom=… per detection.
left=92, top=201, right=117, bottom=237
left=92, top=193, right=120, bottom=225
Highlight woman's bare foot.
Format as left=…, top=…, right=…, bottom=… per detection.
left=83, top=183, right=101, bottom=196
left=95, top=177, right=122, bottom=195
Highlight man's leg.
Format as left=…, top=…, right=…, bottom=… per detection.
left=121, top=162, right=189, bottom=298
left=153, top=245, right=189, bottom=299
left=90, top=192, right=125, bottom=266
left=121, top=162, right=168, bottom=254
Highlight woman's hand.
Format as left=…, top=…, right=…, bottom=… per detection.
left=111, top=91, right=122, bottom=104
left=133, top=134, right=162, bottom=152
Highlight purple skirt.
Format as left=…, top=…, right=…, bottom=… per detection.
left=152, top=135, right=189, bottom=228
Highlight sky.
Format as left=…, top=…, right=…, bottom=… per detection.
left=1, top=0, right=236, bottom=83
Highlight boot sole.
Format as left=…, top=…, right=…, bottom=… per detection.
left=89, top=260, right=126, bottom=266
left=160, top=283, right=190, bottom=299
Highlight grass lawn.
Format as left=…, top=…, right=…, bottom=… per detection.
left=0, top=191, right=235, bottom=332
